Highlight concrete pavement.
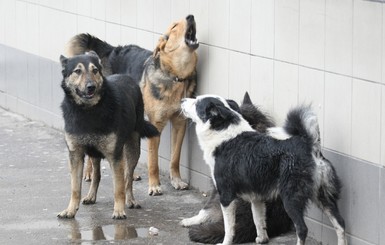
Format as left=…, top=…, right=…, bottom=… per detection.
left=0, top=107, right=319, bottom=245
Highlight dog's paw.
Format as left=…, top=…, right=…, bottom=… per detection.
left=83, top=170, right=92, bottom=182
left=127, top=200, right=141, bottom=209
left=171, top=177, right=189, bottom=190
left=57, top=209, right=76, bottom=219
left=84, top=177, right=91, bottom=182
left=180, top=218, right=195, bottom=227
left=82, top=196, right=96, bottom=205
left=180, top=216, right=201, bottom=227
left=148, top=185, right=163, bottom=196
left=133, top=174, right=142, bottom=181
left=255, top=236, right=269, bottom=244
left=112, top=210, right=127, bottom=219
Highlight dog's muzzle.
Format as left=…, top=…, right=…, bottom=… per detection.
left=185, top=15, right=199, bottom=50
left=76, top=81, right=97, bottom=99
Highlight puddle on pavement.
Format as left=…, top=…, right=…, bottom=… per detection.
left=68, top=224, right=163, bottom=242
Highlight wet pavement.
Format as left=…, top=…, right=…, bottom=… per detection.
left=0, top=107, right=320, bottom=245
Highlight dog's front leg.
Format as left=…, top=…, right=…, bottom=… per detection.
left=58, top=150, right=84, bottom=218
left=251, top=200, right=269, bottom=243
left=170, top=115, right=188, bottom=190
left=219, top=201, right=236, bottom=245
left=109, top=158, right=127, bottom=219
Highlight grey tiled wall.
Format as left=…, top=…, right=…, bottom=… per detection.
left=1, top=0, right=385, bottom=244
left=0, top=45, right=63, bottom=129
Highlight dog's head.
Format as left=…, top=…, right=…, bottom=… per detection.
left=181, top=95, right=245, bottom=131
left=59, top=51, right=104, bottom=106
left=154, top=15, right=198, bottom=79
left=239, top=92, right=275, bottom=132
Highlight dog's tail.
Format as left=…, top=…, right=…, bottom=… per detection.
left=141, top=120, right=159, bottom=138
left=283, top=105, right=321, bottom=155
left=66, top=33, right=114, bottom=59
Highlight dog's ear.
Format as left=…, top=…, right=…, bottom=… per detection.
left=59, top=55, right=68, bottom=76
left=242, top=92, right=253, bottom=105
left=153, top=35, right=168, bottom=57
left=60, top=55, right=68, bottom=68
left=226, top=99, right=241, bottom=113
left=207, top=103, right=232, bottom=119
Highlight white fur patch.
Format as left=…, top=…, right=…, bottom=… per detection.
left=267, top=127, right=292, bottom=140
left=221, top=201, right=236, bottom=245
left=180, top=209, right=210, bottom=227
left=181, top=96, right=253, bottom=176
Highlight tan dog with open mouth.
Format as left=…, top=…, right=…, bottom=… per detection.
left=66, top=15, right=198, bottom=196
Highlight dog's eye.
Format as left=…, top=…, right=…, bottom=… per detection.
left=92, top=68, right=99, bottom=74
left=73, top=69, right=82, bottom=75
left=171, top=24, right=177, bottom=30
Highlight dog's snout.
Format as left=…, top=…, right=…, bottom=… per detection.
left=86, top=82, right=96, bottom=94
left=186, top=15, right=194, bottom=21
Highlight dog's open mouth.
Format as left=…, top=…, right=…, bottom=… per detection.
left=185, top=15, right=199, bottom=50
left=76, top=87, right=96, bottom=99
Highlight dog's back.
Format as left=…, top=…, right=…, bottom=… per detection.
left=66, top=33, right=152, bottom=81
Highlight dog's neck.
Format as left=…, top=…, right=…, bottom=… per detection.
left=158, top=51, right=197, bottom=81
left=195, top=119, right=254, bottom=172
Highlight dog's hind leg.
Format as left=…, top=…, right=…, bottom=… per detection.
left=250, top=199, right=269, bottom=243
left=314, top=156, right=347, bottom=244
left=82, top=157, right=101, bottom=204
left=323, top=205, right=347, bottom=245
left=58, top=150, right=84, bottom=218
left=281, top=196, right=308, bottom=245
left=170, top=114, right=188, bottom=190
left=83, top=156, right=93, bottom=181
left=124, top=132, right=141, bottom=209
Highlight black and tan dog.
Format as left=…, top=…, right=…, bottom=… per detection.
left=66, top=15, right=199, bottom=196
left=57, top=52, right=158, bottom=219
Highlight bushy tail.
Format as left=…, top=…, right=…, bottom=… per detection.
left=141, top=120, right=159, bottom=138
left=66, top=33, right=114, bottom=59
left=284, top=105, right=321, bottom=155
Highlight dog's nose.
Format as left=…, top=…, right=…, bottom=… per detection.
left=186, top=15, right=194, bottom=21
left=86, top=83, right=96, bottom=94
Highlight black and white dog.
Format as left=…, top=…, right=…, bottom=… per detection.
left=181, top=93, right=293, bottom=243
left=181, top=94, right=347, bottom=245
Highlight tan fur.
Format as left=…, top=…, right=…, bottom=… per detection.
left=139, top=17, right=198, bottom=195
left=58, top=131, right=140, bottom=219
left=80, top=16, right=198, bottom=196
left=64, top=62, right=104, bottom=107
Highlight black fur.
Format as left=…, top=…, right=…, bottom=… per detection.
left=183, top=94, right=346, bottom=244
left=69, top=33, right=152, bottom=81
left=61, top=75, right=158, bottom=145
left=187, top=93, right=293, bottom=243
left=58, top=52, right=159, bottom=219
